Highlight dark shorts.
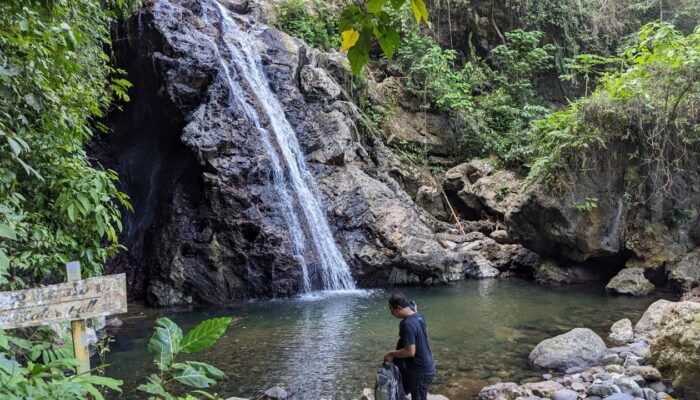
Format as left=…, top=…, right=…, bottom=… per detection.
left=402, top=372, right=434, bottom=400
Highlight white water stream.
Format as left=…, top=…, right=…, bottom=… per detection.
left=205, top=1, right=355, bottom=292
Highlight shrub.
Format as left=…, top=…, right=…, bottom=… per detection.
left=274, top=0, right=340, bottom=50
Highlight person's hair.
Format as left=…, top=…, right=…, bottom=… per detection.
left=389, top=292, right=410, bottom=310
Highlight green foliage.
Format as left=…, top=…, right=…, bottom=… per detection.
left=274, top=0, right=340, bottom=50
left=393, top=29, right=554, bottom=167
left=495, top=186, right=511, bottom=202
left=573, top=197, right=599, bottom=213
left=527, top=23, right=700, bottom=196
left=0, top=328, right=122, bottom=399
left=339, top=0, right=428, bottom=73
left=0, top=0, right=136, bottom=289
left=139, top=317, right=232, bottom=400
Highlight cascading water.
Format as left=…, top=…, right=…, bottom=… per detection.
left=204, top=1, right=356, bottom=292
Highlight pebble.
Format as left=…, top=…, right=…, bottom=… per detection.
left=552, top=389, right=578, bottom=400
left=602, top=354, right=623, bottom=365
left=627, top=366, right=662, bottom=381
left=656, top=392, right=669, bottom=400
left=571, top=382, right=586, bottom=392
left=588, top=384, right=617, bottom=397
left=643, top=388, right=657, bottom=400
left=604, top=394, right=635, bottom=400
left=543, top=374, right=552, bottom=380
left=565, top=367, right=584, bottom=374
left=615, top=377, right=643, bottom=397
left=605, top=365, right=626, bottom=374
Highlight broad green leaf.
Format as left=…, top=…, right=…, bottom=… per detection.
left=409, top=0, right=429, bottom=24
left=72, top=374, right=123, bottom=392
left=366, top=0, right=390, bottom=13
left=180, top=317, right=232, bottom=353
left=375, top=26, right=400, bottom=59
left=348, top=33, right=371, bottom=74
left=173, top=363, right=216, bottom=388
left=340, top=29, right=360, bottom=51
left=147, top=317, right=183, bottom=371
left=0, top=250, right=8, bottom=272
left=137, top=374, right=168, bottom=396
left=0, top=224, right=17, bottom=240
left=0, top=331, right=8, bottom=350
left=389, top=0, right=406, bottom=9
left=183, top=361, right=225, bottom=379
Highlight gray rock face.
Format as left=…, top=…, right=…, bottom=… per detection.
left=533, top=259, right=598, bottom=286
left=415, top=185, right=449, bottom=221
left=606, top=268, right=655, bottom=296
left=529, top=328, right=607, bottom=371
left=608, top=318, right=634, bottom=345
left=99, top=0, right=540, bottom=304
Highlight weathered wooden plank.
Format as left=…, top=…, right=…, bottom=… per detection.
left=0, top=273, right=127, bottom=329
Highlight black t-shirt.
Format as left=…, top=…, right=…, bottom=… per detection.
left=395, top=313, right=435, bottom=375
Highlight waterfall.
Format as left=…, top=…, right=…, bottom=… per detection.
left=204, top=1, right=356, bottom=292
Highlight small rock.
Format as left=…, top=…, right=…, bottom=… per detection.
left=490, top=230, right=511, bottom=244
left=602, top=354, right=624, bottom=365
left=543, top=374, right=553, bottom=380
left=261, top=387, right=288, bottom=400
left=603, top=394, right=635, bottom=400
left=656, top=392, right=669, bottom=400
left=605, top=365, right=626, bottom=374
left=627, top=366, right=662, bottom=381
left=624, top=358, right=640, bottom=367
left=648, top=381, right=666, bottom=393
left=628, top=375, right=646, bottom=386
left=608, top=319, right=634, bottom=345
left=587, top=397, right=602, bottom=400
left=105, top=317, right=124, bottom=329
left=427, top=395, right=450, bottom=400
left=360, top=388, right=374, bottom=400
left=588, top=384, right=617, bottom=397
left=566, top=367, right=585, bottom=374
left=479, top=382, right=528, bottom=400
left=642, top=388, right=657, bottom=400
left=225, top=397, right=249, bottom=400
left=523, top=381, right=564, bottom=397
left=571, top=382, right=586, bottom=392
left=552, top=389, right=579, bottom=400
left=614, top=377, right=643, bottom=397
left=628, top=341, right=650, bottom=358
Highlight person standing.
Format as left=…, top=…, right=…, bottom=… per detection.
left=383, top=292, right=436, bottom=400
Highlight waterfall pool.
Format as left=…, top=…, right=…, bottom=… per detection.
left=104, top=279, right=672, bottom=400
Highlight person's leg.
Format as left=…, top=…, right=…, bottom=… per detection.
left=413, top=373, right=434, bottom=400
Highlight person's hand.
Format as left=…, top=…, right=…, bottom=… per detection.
left=383, top=352, right=394, bottom=363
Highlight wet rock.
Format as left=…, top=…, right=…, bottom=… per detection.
left=479, top=382, right=528, bottom=400
left=605, top=268, right=655, bottom=296
left=614, top=377, right=643, bottom=397
left=261, top=386, right=288, bottom=400
left=666, top=247, right=700, bottom=292
left=529, top=328, right=607, bottom=371
left=533, top=260, right=597, bottom=286
left=552, top=389, right=578, bottom=400
left=608, top=318, right=634, bottom=345
left=463, top=255, right=500, bottom=278
left=634, top=300, right=674, bottom=339
left=649, top=301, right=700, bottom=395
left=300, top=65, right=340, bottom=101
left=522, top=381, right=564, bottom=397
left=627, top=366, right=662, bottom=381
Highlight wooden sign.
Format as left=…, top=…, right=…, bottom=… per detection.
left=0, top=272, right=127, bottom=330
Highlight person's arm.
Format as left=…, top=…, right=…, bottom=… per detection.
left=384, top=345, right=415, bottom=363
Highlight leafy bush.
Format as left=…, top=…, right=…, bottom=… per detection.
left=527, top=23, right=700, bottom=196
left=0, top=0, right=136, bottom=288
left=274, top=0, right=340, bottom=50
left=138, top=317, right=232, bottom=400
left=0, top=328, right=122, bottom=399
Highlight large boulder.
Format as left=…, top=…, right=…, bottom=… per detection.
left=634, top=300, right=674, bottom=340
left=605, top=268, right=655, bottom=296
left=533, top=259, right=598, bottom=286
left=666, top=247, right=700, bottom=292
left=528, top=328, right=607, bottom=371
left=649, top=301, right=700, bottom=397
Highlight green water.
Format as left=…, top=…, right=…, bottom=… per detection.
left=104, top=280, right=671, bottom=400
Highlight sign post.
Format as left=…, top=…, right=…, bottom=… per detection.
left=66, top=261, right=91, bottom=374
left=0, top=262, right=127, bottom=375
